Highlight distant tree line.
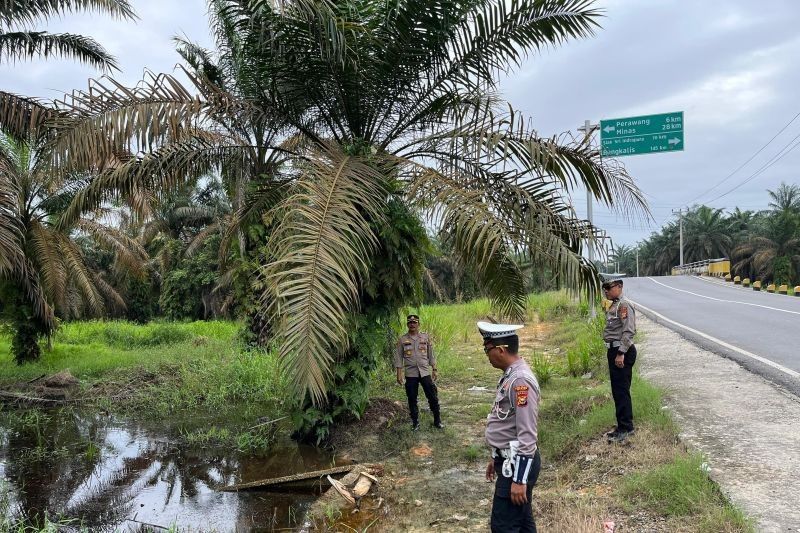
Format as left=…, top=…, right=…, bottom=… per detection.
left=609, top=183, right=800, bottom=285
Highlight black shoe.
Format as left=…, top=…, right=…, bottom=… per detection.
left=604, top=427, right=618, bottom=437
left=412, top=421, right=420, bottom=431
left=433, top=421, right=445, bottom=429
left=608, top=429, right=635, bottom=442
left=606, top=430, right=621, bottom=442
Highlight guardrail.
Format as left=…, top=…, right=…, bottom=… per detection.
left=726, top=276, right=799, bottom=296
left=671, top=258, right=730, bottom=277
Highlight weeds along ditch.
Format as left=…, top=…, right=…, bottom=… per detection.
left=0, top=293, right=753, bottom=531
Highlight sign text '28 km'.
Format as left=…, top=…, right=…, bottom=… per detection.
left=600, top=111, right=684, bottom=157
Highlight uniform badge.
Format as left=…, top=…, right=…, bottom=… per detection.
left=514, top=385, right=529, bottom=407
left=619, top=305, right=628, bottom=319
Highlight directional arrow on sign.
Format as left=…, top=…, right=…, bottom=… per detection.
left=668, top=137, right=681, bottom=146
left=603, top=125, right=615, bottom=133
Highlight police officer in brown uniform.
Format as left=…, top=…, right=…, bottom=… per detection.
left=479, top=321, right=541, bottom=533
left=602, top=278, right=637, bottom=442
left=395, top=315, right=443, bottom=431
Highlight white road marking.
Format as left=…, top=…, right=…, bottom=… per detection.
left=647, top=277, right=800, bottom=316
left=629, top=299, right=800, bottom=380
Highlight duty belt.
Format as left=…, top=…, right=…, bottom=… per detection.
left=605, top=341, right=621, bottom=349
left=491, top=448, right=511, bottom=459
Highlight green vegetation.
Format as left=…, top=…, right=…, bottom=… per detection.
left=332, top=292, right=752, bottom=531
left=0, top=320, right=285, bottom=427
left=627, top=183, right=800, bottom=286
left=623, top=454, right=741, bottom=517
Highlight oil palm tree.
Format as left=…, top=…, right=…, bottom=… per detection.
left=684, top=205, right=732, bottom=261
left=734, top=212, right=800, bottom=285
left=0, top=131, right=146, bottom=362
left=44, top=0, right=646, bottom=402
left=608, top=243, right=636, bottom=276
left=0, top=0, right=135, bottom=70
left=767, top=182, right=800, bottom=218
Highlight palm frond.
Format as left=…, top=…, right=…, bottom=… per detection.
left=262, top=143, right=387, bottom=403
left=57, top=131, right=241, bottom=228
left=57, top=234, right=104, bottom=316
left=48, top=71, right=264, bottom=173
left=75, top=218, right=147, bottom=277
left=0, top=91, right=54, bottom=140
left=28, top=220, right=67, bottom=309
left=0, top=0, right=136, bottom=27
left=186, top=221, right=221, bottom=257
left=404, top=104, right=648, bottom=219
left=0, top=31, right=119, bottom=71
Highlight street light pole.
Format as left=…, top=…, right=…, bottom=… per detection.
left=673, top=208, right=685, bottom=266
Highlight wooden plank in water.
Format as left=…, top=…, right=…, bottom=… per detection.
left=218, top=464, right=356, bottom=492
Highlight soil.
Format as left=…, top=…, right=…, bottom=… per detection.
left=323, top=324, right=713, bottom=532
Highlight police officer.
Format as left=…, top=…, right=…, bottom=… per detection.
left=479, top=321, right=541, bottom=533
left=394, top=315, right=443, bottom=431
left=602, top=278, right=637, bottom=442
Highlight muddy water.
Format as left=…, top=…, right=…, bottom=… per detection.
left=0, top=408, right=344, bottom=531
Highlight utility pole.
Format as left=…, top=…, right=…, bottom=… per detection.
left=636, top=247, right=640, bottom=277
left=578, top=119, right=599, bottom=318
left=673, top=208, right=685, bottom=265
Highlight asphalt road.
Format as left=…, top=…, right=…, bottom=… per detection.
left=622, top=275, right=800, bottom=394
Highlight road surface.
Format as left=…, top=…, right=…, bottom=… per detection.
left=623, top=275, right=800, bottom=395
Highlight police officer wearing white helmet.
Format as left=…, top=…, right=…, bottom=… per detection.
left=479, top=321, right=541, bottom=532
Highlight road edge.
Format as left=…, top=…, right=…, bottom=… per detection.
left=630, top=298, right=800, bottom=398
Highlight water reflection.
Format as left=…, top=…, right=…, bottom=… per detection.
left=0, top=408, right=340, bottom=531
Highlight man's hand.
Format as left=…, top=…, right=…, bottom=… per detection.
left=485, top=460, right=495, bottom=482
left=615, top=353, right=625, bottom=368
left=510, top=482, right=528, bottom=505
left=432, top=368, right=438, bottom=382
left=396, top=369, right=404, bottom=385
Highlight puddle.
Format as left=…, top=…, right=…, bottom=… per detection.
left=0, top=408, right=345, bottom=531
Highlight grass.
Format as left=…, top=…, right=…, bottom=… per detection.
left=0, top=320, right=288, bottom=441
left=0, top=293, right=754, bottom=531
left=622, top=453, right=736, bottom=516
left=338, top=291, right=753, bottom=532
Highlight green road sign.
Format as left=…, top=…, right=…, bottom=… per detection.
left=600, top=111, right=684, bottom=157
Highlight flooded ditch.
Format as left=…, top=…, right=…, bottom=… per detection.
left=0, top=407, right=349, bottom=531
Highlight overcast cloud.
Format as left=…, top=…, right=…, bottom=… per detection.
left=2, top=0, right=799, bottom=248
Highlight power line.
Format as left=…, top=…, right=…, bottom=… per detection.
left=705, top=131, right=800, bottom=205
left=681, top=111, right=800, bottom=206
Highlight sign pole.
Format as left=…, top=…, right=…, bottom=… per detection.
left=578, top=119, right=599, bottom=319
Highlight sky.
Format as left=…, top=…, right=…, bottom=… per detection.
left=2, top=0, right=800, bottom=249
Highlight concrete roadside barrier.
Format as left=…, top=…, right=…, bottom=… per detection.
left=725, top=274, right=732, bottom=282
left=752, top=280, right=762, bottom=291
left=767, top=283, right=776, bottom=293
left=778, top=284, right=788, bottom=295
left=742, top=278, right=751, bottom=287
left=795, top=286, right=800, bottom=296
left=734, top=276, right=741, bottom=285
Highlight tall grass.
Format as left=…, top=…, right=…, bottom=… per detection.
left=52, top=320, right=238, bottom=347
left=0, top=320, right=240, bottom=382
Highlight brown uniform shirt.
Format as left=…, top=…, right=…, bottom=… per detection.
left=603, top=296, right=636, bottom=353
left=394, top=332, right=436, bottom=378
left=485, top=358, right=540, bottom=456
